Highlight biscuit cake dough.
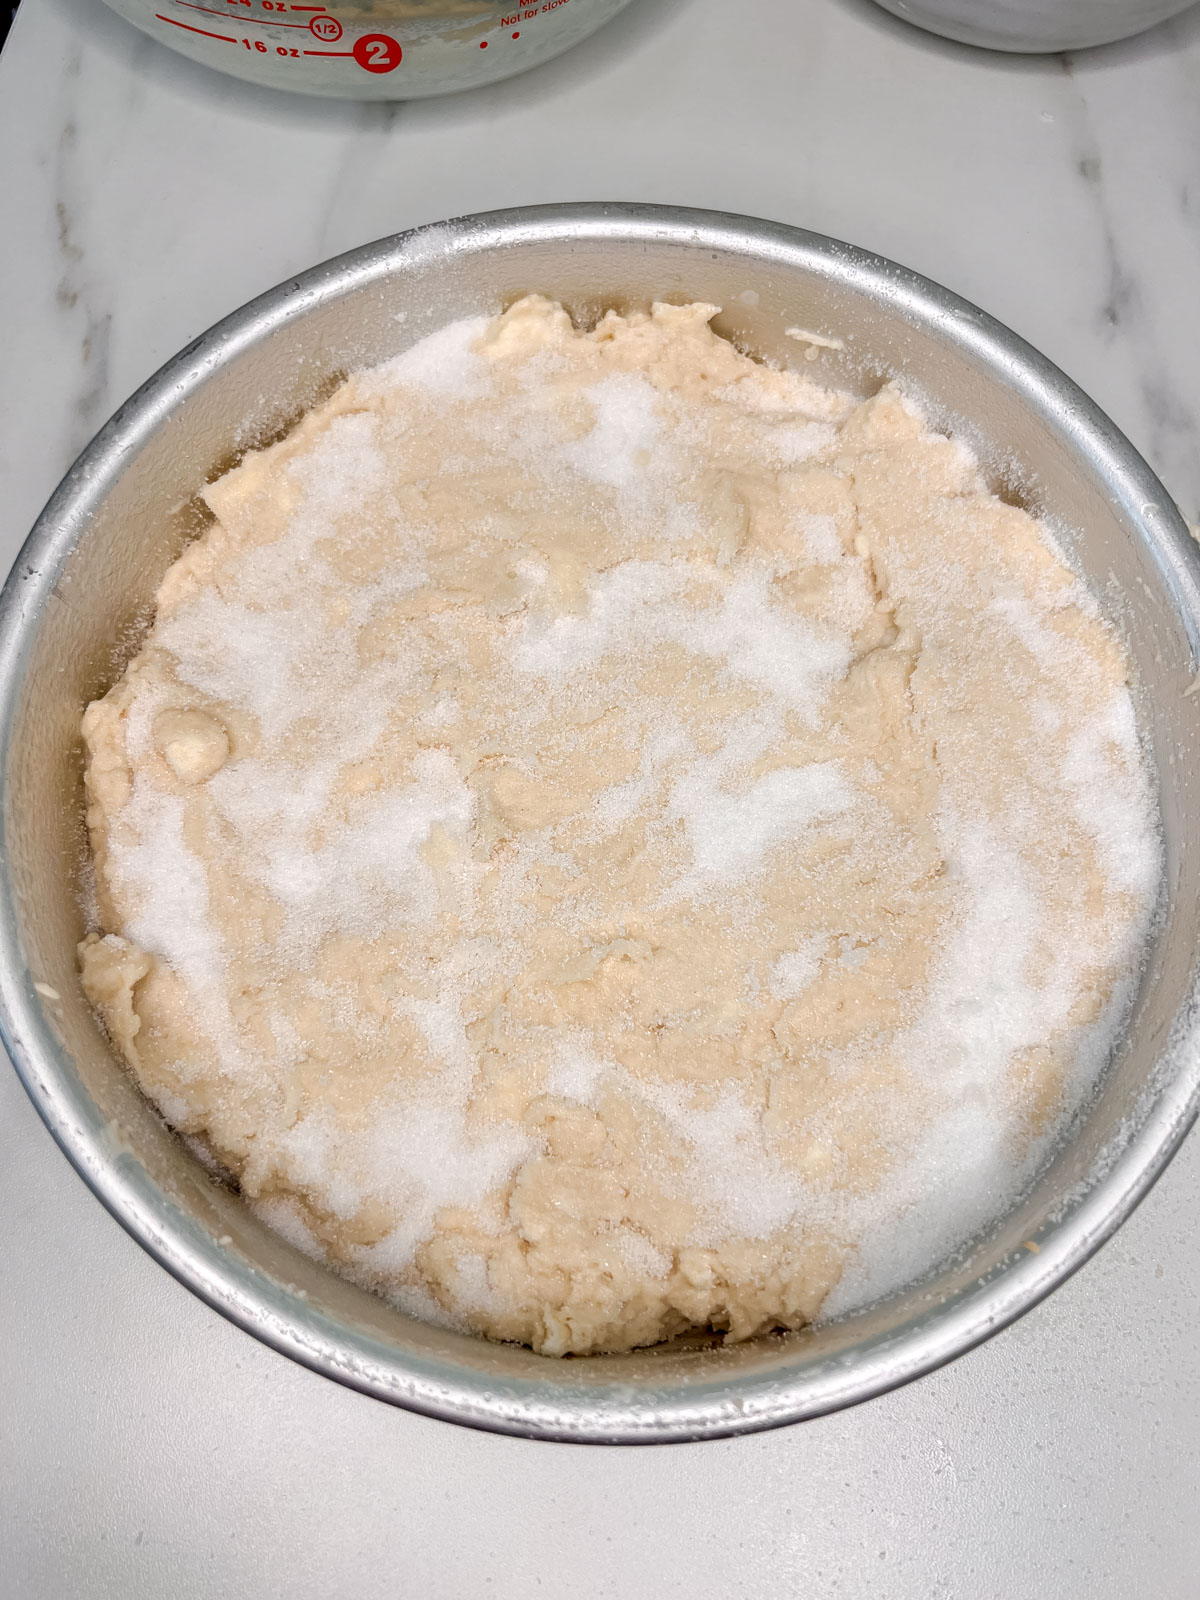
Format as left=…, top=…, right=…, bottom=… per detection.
left=79, top=298, right=1159, bottom=1355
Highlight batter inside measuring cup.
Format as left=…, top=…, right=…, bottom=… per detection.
left=78, top=297, right=1159, bottom=1354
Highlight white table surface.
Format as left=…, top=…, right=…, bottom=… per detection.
left=3, top=0, right=1200, bottom=1593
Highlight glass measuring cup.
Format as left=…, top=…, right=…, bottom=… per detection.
left=99, top=0, right=637, bottom=97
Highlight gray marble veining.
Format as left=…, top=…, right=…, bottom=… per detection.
left=2, top=0, right=1199, bottom=1594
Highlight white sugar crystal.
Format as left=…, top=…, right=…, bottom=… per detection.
left=639, top=1080, right=806, bottom=1242
left=1063, top=694, right=1161, bottom=901
left=285, top=410, right=390, bottom=514
left=516, top=561, right=851, bottom=722
left=567, top=373, right=663, bottom=487
left=798, top=512, right=844, bottom=565
left=109, top=783, right=225, bottom=1003
left=208, top=747, right=473, bottom=944
left=618, top=1232, right=672, bottom=1280
left=769, top=935, right=830, bottom=1000
left=374, top=314, right=491, bottom=398
left=513, top=559, right=682, bottom=677
left=671, top=751, right=853, bottom=885
left=542, top=1037, right=615, bottom=1103
left=251, top=1193, right=325, bottom=1261
left=592, top=718, right=691, bottom=832
left=403, top=987, right=476, bottom=1080
left=684, top=570, right=852, bottom=718
left=824, top=818, right=1119, bottom=1317
left=160, top=592, right=319, bottom=742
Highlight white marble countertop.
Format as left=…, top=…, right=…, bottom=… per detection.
left=3, top=0, right=1200, bottom=1593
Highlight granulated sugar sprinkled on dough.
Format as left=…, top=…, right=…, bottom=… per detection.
left=79, top=296, right=1159, bottom=1357
left=567, top=373, right=663, bottom=487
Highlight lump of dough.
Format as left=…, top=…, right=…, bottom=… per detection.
left=78, top=932, right=152, bottom=1067
left=153, top=708, right=230, bottom=784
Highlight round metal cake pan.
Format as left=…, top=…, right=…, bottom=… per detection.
left=2, top=203, right=1199, bottom=1444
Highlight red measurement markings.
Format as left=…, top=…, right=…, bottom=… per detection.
left=353, top=32, right=401, bottom=69
left=178, top=0, right=310, bottom=24
left=290, top=4, right=328, bottom=9
left=308, top=12, right=342, bottom=39
left=155, top=11, right=235, bottom=40
left=305, top=31, right=400, bottom=69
